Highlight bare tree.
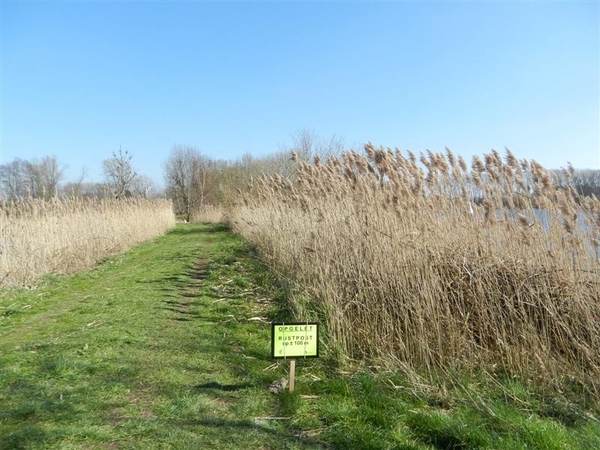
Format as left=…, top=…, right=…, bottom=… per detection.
left=38, top=156, right=65, bottom=198
left=0, top=159, right=27, bottom=199
left=0, top=156, right=65, bottom=200
left=164, top=146, right=194, bottom=218
left=164, top=146, right=216, bottom=220
left=23, top=161, right=41, bottom=197
left=103, top=148, right=138, bottom=199
left=131, top=174, right=160, bottom=198
left=62, top=167, right=88, bottom=197
left=190, top=152, right=216, bottom=209
left=288, top=128, right=346, bottom=163
left=162, top=134, right=348, bottom=214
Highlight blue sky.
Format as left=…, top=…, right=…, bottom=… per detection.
left=1, top=1, right=599, bottom=186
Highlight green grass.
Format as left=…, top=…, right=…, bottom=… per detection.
left=1, top=223, right=599, bottom=449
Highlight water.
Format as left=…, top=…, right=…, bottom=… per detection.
left=501, top=208, right=598, bottom=261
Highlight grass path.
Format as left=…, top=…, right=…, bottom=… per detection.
left=2, top=223, right=600, bottom=449
left=0, top=224, right=323, bottom=449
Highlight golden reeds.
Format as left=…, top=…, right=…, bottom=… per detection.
left=230, top=146, right=600, bottom=397
left=0, top=197, right=176, bottom=287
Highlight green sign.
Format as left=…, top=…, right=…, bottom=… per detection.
left=271, top=322, right=319, bottom=359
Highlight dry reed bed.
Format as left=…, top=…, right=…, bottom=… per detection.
left=231, top=145, right=600, bottom=396
left=191, top=204, right=227, bottom=224
left=0, top=197, right=176, bottom=287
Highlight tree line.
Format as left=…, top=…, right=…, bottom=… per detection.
left=0, top=148, right=157, bottom=201
left=1, top=134, right=598, bottom=220
left=0, top=130, right=345, bottom=219
left=163, top=131, right=345, bottom=220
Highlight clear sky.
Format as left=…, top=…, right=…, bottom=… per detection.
left=1, top=1, right=599, bottom=186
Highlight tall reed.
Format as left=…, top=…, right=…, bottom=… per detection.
left=230, top=145, right=600, bottom=396
left=1, top=197, right=176, bottom=287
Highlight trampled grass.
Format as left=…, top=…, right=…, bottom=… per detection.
left=1, top=223, right=599, bottom=449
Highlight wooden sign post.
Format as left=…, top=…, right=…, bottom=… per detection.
left=289, top=360, right=296, bottom=392
left=271, top=322, right=319, bottom=392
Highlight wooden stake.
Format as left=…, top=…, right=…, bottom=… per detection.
left=289, top=359, right=296, bottom=392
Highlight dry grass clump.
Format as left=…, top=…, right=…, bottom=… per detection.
left=190, top=204, right=227, bottom=224
left=0, top=197, right=176, bottom=287
left=231, top=145, right=600, bottom=396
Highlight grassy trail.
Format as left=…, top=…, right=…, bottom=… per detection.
left=0, top=224, right=322, bottom=449
left=2, top=224, right=600, bottom=449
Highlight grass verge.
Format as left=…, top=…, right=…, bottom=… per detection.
left=1, top=223, right=599, bottom=449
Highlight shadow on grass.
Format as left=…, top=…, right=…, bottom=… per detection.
left=144, top=259, right=211, bottom=302
left=194, top=381, right=254, bottom=392
left=161, top=306, right=201, bottom=320
left=1, top=358, right=117, bottom=448
left=168, top=223, right=230, bottom=236
left=176, top=418, right=330, bottom=449
left=405, top=410, right=489, bottom=450
left=0, top=425, right=50, bottom=450
left=189, top=262, right=210, bottom=281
